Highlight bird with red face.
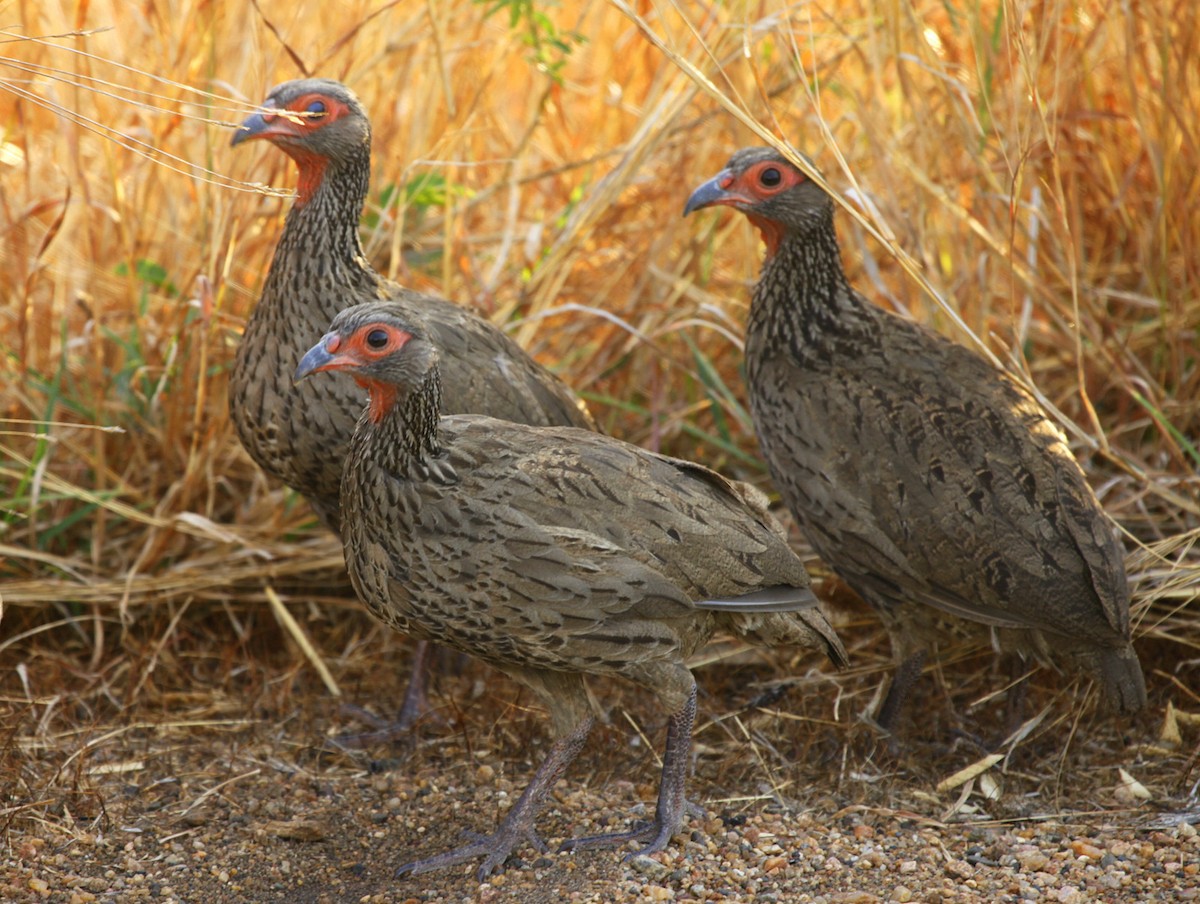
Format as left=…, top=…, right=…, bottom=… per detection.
left=685, top=147, right=1144, bottom=733
left=230, top=78, right=595, bottom=737
left=294, top=298, right=848, bottom=879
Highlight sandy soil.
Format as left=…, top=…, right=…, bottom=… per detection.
left=3, top=605, right=1198, bottom=903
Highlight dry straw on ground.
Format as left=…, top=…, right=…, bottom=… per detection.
left=1, top=0, right=1197, bottom=899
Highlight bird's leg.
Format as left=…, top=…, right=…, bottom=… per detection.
left=875, top=649, right=927, bottom=732
left=396, top=714, right=594, bottom=881
left=996, top=655, right=1033, bottom=747
left=561, top=685, right=700, bottom=857
left=330, top=641, right=436, bottom=749
left=394, top=639, right=434, bottom=725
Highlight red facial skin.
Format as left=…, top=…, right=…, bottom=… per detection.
left=702, top=160, right=807, bottom=258
left=302, top=325, right=413, bottom=423
left=236, top=93, right=352, bottom=205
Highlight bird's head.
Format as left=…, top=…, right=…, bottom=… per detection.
left=295, top=303, right=439, bottom=424
left=232, top=78, right=370, bottom=204
left=683, top=147, right=832, bottom=257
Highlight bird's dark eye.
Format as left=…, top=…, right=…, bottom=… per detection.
left=366, top=328, right=389, bottom=349
left=305, top=100, right=327, bottom=118
left=759, top=166, right=782, bottom=188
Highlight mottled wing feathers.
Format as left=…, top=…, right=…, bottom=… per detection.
left=1055, top=465, right=1131, bottom=638
left=345, top=415, right=838, bottom=676
left=461, top=420, right=812, bottom=600
left=418, top=290, right=595, bottom=432
left=761, top=305, right=1126, bottom=644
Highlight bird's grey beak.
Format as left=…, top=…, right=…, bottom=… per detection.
left=294, top=334, right=341, bottom=383
left=231, top=111, right=272, bottom=147
left=683, top=170, right=737, bottom=216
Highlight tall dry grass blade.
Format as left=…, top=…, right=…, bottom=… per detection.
left=609, top=0, right=1002, bottom=370
left=247, top=0, right=311, bottom=76
left=265, top=585, right=341, bottom=698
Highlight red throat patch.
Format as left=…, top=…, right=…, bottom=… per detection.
left=354, top=377, right=398, bottom=424
left=747, top=213, right=785, bottom=259
left=288, top=148, right=329, bottom=206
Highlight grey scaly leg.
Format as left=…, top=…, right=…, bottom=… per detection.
left=562, top=684, right=700, bottom=856
left=396, top=714, right=594, bottom=881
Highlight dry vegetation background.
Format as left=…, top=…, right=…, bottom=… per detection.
left=1, top=0, right=1199, bottom=898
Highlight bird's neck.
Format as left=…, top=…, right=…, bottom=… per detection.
left=747, top=209, right=876, bottom=362
left=357, top=368, right=445, bottom=477
left=262, top=145, right=384, bottom=329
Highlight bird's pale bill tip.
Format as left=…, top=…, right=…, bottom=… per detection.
left=683, top=173, right=732, bottom=217
left=294, top=340, right=337, bottom=383
left=231, top=112, right=270, bottom=147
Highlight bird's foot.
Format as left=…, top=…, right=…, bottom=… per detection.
left=395, top=823, right=548, bottom=881
left=324, top=703, right=441, bottom=751
left=327, top=642, right=440, bottom=749
left=397, top=716, right=595, bottom=881
left=561, top=686, right=703, bottom=860
left=559, top=799, right=702, bottom=858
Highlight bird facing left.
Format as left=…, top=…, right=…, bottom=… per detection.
left=295, top=299, right=849, bottom=880
left=229, top=78, right=596, bottom=734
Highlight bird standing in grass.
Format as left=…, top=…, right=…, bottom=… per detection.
left=229, top=79, right=594, bottom=734
left=684, top=147, right=1144, bottom=731
left=296, top=300, right=848, bottom=879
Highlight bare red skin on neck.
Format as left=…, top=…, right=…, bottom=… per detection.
left=354, top=377, right=398, bottom=424
left=305, top=327, right=412, bottom=424
left=285, top=146, right=329, bottom=207
left=747, top=213, right=786, bottom=259
left=726, top=161, right=805, bottom=259
left=340, top=326, right=413, bottom=424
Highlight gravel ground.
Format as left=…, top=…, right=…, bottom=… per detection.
left=6, top=761, right=1199, bottom=904
left=4, top=625, right=1198, bottom=903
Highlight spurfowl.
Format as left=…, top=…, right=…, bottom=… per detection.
left=295, top=301, right=848, bottom=879
left=230, top=79, right=594, bottom=733
left=684, top=147, right=1144, bottom=730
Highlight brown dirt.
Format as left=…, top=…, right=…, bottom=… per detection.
left=3, top=588, right=1197, bottom=904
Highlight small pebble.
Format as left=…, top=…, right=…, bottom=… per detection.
left=945, top=859, right=973, bottom=879
left=629, top=854, right=669, bottom=880
left=1017, top=850, right=1050, bottom=871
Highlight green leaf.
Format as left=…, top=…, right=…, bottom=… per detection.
left=114, top=258, right=178, bottom=296
left=1130, top=390, right=1200, bottom=469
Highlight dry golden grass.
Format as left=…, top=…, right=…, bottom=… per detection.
left=1, top=0, right=1198, bottom=858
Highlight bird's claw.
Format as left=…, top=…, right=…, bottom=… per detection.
left=396, top=825, right=547, bottom=881
left=560, top=799, right=699, bottom=856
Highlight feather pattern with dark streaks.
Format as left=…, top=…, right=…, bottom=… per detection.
left=322, top=303, right=848, bottom=701
left=229, top=78, right=593, bottom=534
left=294, top=301, right=846, bottom=876
left=685, top=146, right=1145, bottom=718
